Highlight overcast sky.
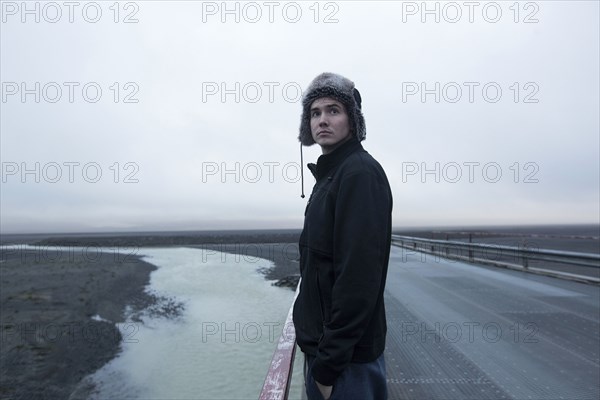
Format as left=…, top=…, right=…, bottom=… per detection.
left=1, top=1, right=599, bottom=234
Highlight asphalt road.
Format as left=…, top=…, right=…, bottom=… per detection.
left=384, top=246, right=599, bottom=400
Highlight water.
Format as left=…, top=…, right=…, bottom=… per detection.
left=74, top=247, right=299, bottom=399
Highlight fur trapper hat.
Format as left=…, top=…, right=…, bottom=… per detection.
left=298, top=72, right=366, bottom=146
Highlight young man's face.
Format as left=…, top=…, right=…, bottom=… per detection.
left=310, top=97, right=352, bottom=154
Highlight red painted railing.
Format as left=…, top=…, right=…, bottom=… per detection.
left=258, top=280, right=301, bottom=400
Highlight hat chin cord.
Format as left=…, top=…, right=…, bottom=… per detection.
left=300, top=142, right=305, bottom=198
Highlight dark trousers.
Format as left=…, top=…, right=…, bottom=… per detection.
left=303, top=353, right=388, bottom=400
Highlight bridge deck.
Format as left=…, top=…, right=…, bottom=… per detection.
left=384, top=246, right=600, bottom=400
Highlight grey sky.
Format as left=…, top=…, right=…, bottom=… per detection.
left=1, top=1, right=598, bottom=234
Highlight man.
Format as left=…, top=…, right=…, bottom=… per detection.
left=293, top=72, right=393, bottom=400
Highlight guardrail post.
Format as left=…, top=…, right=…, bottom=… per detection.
left=468, top=234, right=473, bottom=262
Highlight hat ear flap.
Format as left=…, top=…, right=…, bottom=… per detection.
left=353, top=88, right=362, bottom=110
left=355, top=109, right=366, bottom=142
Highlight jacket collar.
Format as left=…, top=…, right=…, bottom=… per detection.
left=307, top=138, right=362, bottom=181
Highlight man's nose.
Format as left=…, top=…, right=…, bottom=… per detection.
left=318, top=113, right=329, bottom=125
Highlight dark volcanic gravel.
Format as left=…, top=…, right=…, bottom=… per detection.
left=0, top=249, right=157, bottom=400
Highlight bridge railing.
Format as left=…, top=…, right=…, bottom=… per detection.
left=391, top=234, right=600, bottom=284
left=259, top=280, right=301, bottom=400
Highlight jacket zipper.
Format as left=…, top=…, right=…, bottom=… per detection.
left=315, top=273, right=326, bottom=344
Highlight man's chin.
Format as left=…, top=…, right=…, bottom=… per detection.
left=316, top=137, right=337, bottom=146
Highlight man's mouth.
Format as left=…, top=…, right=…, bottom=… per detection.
left=317, top=130, right=332, bottom=136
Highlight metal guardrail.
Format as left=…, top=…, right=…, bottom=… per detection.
left=391, top=234, right=600, bottom=284
left=259, top=280, right=301, bottom=400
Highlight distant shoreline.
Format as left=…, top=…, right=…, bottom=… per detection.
left=1, top=223, right=599, bottom=243
left=2, top=224, right=597, bottom=289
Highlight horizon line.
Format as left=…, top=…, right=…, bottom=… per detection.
left=1, top=222, right=599, bottom=237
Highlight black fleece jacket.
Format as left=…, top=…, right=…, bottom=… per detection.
left=293, top=137, right=393, bottom=386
